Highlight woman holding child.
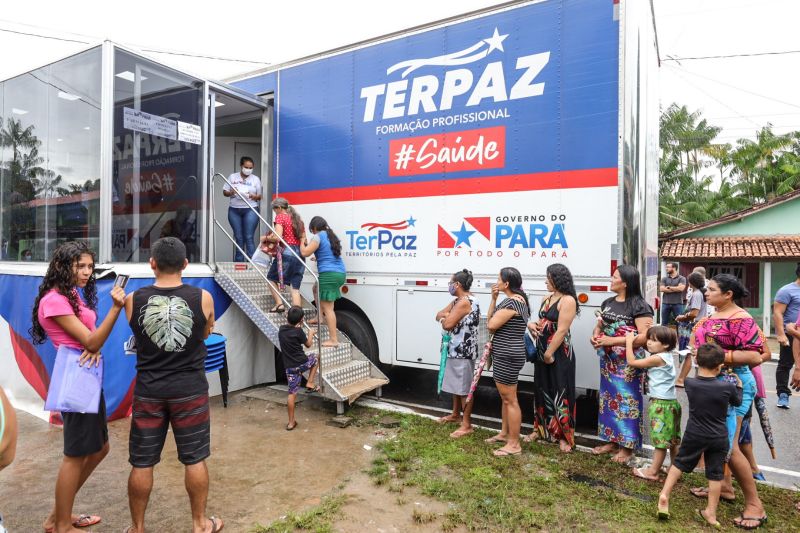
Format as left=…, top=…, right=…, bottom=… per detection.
left=688, top=274, right=767, bottom=530
left=590, top=265, right=654, bottom=464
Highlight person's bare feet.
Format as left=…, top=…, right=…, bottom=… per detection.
left=523, top=432, right=540, bottom=443
left=484, top=434, right=507, bottom=444
left=698, top=509, right=720, bottom=527
left=450, top=427, right=473, bottom=438
left=321, top=340, right=339, bottom=347
left=43, top=514, right=82, bottom=532
left=657, top=493, right=670, bottom=520
left=592, top=442, right=617, bottom=455
left=632, top=466, right=659, bottom=481
left=690, top=486, right=736, bottom=502
left=493, top=445, right=522, bottom=456
left=436, top=414, right=460, bottom=424
left=559, top=440, right=573, bottom=453
left=611, top=448, right=633, bottom=464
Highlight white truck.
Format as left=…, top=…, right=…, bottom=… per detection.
left=226, top=0, right=661, bottom=391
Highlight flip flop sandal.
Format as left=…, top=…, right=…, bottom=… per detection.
left=657, top=507, right=670, bottom=521
left=690, top=487, right=735, bottom=503
left=305, top=386, right=320, bottom=393
left=631, top=467, right=660, bottom=482
left=484, top=435, right=507, bottom=444
left=73, top=515, right=101, bottom=528
left=733, top=514, right=767, bottom=530
left=209, top=516, right=224, bottom=533
left=493, top=448, right=521, bottom=457
left=269, top=305, right=286, bottom=313
left=696, top=509, right=721, bottom=529
left=286, top=422, right=298, bottom=431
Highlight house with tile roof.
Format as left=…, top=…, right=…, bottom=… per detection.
left=660, top=188, right=800, bottom=335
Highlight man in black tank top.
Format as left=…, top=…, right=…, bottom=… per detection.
left=123, top=238, right=223, bottom=533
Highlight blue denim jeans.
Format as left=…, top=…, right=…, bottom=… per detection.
left=228, top=206, right=259, bottom=261
left=660, top=303, right=684, bottom=326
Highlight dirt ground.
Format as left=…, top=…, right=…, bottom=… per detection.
left=0, top=390, right=451, bottom=533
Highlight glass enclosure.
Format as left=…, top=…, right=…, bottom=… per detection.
left=0, top=43, right=267, bottom=265
left=112, top=49, right=204, bottom=263
left=0, top=47, right=102, bottom=261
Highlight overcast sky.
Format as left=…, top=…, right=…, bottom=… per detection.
left=1, top=0, right=798, bottom=146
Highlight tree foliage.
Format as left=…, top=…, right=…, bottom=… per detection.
left=659, top=103, right=800, bottom=233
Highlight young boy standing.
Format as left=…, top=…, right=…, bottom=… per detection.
left=625, top=326, right=680, bottom=482
left=278, top=306, right=318, bottom=431
left=657, top=344, right=743, bottom=527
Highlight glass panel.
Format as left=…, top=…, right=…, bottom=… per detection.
left=0, top=47, right=102, bottom=261
left=1, top=68, right=49, bottom=261
left=47, top=48, right=102, bottom=253
left=112, top=49, right=204, bottom=263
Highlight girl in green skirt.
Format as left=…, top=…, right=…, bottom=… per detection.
left=301, top=216, right=346, bottom=347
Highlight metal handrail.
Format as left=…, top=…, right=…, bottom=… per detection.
left=212, top=172, right=324, bottom=391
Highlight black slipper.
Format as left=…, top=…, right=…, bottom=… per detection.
left=286, top=422, right=298, bottom=431
left=270, top=305, right=286, bottom=313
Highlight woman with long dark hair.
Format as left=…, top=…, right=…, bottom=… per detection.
left=301, top=216, right=346, bottom=349
left=31, top=242, right=125, bottom=533
left=485, top=267, right=530, bottom=457
left=687, top=274, right=767, bottom=530
left=435, top=269, right=481, bottom=438
left=590, top=264, right=654, bottom=463
left=264, top=197, right=306, bottom=311
left=526, top=263, right=579, bottom=453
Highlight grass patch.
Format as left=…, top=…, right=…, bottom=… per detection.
left=253, top=493, right=348, bottom=533
left=412, top=509, right=438, bottom=524
left=356, top=408, right=800, bottom=532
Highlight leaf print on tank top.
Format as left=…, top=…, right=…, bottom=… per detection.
left=139, top=295, right=195, bottom=352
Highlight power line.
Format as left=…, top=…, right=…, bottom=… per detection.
left=664, top=63, right=800, bottom=112
left=0, top=26, right=88, bottom=44
left=0, top=25, right=269, bottom=65
left=663, top=49, right=800, bottom=61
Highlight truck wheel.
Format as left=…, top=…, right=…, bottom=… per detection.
left=335, top=309, right=380, bottom=366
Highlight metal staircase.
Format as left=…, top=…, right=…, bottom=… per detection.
left=211, top=174, right=388, bottom=413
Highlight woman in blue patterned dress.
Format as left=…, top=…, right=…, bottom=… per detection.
left=590, top=265, right=654, bottom=463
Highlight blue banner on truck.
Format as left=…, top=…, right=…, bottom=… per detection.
left=237, top=0, right=620, bottom=204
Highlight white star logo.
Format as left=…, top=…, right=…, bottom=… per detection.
left=484, top=28, right=508, bottom=54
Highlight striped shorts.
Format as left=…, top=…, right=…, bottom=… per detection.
left=129, top=392, right=210, bottom=468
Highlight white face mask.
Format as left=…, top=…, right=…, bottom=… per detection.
left=241, top=167, right=253, bottom=176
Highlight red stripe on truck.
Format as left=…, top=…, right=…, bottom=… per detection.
left=279, top=167, right=618, bottom=205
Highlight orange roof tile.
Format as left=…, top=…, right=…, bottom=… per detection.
left=661, top=236, right=800, bottom=261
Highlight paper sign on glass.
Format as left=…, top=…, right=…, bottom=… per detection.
left=44, top=345, right=103, bottom=414
left=178, top=121, right=202, bottom=145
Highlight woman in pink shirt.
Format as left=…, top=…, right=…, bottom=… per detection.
left=31, top=242, right=125, bottom=533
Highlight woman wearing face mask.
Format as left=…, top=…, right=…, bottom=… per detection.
left=223, top=156, right=262, bottom=261
left=434, top=269, right=481, bottom=438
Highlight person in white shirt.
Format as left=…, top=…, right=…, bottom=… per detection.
left=223, top=156, right=262, bottom=261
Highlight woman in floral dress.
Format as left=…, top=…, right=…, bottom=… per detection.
left=526, top=263, right=579, bottom=453
left=591, top=265, right=654, bottom=463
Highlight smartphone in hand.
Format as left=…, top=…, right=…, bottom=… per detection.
left=114, top=274, right=129, bottom=289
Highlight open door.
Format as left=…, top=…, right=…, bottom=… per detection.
left=207, top=89, right=270, bottom=265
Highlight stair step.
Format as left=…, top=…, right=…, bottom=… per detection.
left=312, top=343, right=353, bottom=368
left=323, top=360, right=372, bottom=390
left=215, top=265, right=389, bottom=403
left=338, top=377, right=390, bottom=403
